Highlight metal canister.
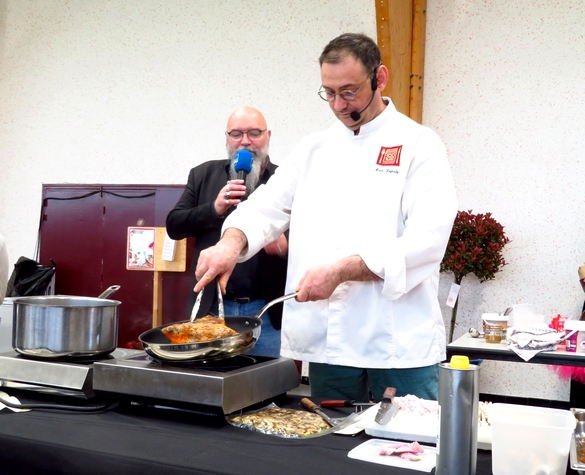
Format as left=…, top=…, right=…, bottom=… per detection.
left=436, top=355, right=480, bottom=475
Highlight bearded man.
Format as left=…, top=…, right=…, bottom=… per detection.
left=166, top=107, right=287, bottom=357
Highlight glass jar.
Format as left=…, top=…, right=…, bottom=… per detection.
left=485, top=323, right=504, bottom=343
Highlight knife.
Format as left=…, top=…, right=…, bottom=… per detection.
left=320, top=400, right=374, bottom=408
left=300, top=398, right=337, bottom=427
left=375, top=387, right=399, bottom=425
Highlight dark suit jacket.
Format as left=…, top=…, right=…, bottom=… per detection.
left=166, top=159, right=287, bottom=329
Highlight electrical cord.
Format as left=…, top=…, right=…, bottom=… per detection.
left=0, top=395, right=119, bottom=413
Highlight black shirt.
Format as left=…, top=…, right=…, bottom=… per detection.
left=166, top=158, right=287, bottom=328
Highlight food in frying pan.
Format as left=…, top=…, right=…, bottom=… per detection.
left=161, top=316, right=239, bottom=343
left=229, top=407, right=330, bottom=437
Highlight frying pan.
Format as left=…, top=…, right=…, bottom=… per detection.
left=139, top=315, right=261, bottom=362
left=139, top=283, right=297, bottom=363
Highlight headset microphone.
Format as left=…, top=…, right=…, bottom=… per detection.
left=349, top=90, right=376, bottom=122
left=349, top=67, right=379, bottom=122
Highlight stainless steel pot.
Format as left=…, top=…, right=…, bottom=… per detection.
left=12, top=285, right=121, bottom=359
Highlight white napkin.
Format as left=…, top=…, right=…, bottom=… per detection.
left=507, top=324, right=564, bottom=361
left=0, top=391, right=31, bottom=412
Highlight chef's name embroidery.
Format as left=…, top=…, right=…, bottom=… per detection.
left=377, top=145, right=402, bottom=166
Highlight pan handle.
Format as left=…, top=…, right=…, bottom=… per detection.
left=97, top=285, right=121, bottom=299
left=254, top=292, right=298, bottom=320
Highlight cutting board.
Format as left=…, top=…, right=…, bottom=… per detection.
left=355, top=402, right=492, bottom=450
left=348, top=439, right=437, bottom=472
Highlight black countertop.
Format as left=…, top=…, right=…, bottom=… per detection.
left=0, top=392, right=496, bottom=475
left=0, top=391, right=577, bottom=475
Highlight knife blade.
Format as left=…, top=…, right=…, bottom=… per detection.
left=300, top=397, right=337, bottom=427
left=320, top=400, right=374, bottom=408
left=375, top=387, right=398, bottom=425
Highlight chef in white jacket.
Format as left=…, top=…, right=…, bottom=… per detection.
left=195, top=33, right=457, bottom=402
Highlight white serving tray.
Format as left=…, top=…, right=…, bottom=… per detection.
left=355, top=402, right=492, bottom=450
left=348, top=438, right=437, bottom=472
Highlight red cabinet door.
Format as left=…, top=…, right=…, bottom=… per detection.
left=39, top=184, right=194, bottom=347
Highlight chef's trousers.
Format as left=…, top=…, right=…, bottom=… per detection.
left=308, top=363, right=439, bottom=402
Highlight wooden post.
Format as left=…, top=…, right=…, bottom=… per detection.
left=375, top=0, right=427, bottom=123
left=376, top=0, right=413, bottom=116
left=409, top=0, right=427, bottom=124
left=152, top=270, right=163, bottom=328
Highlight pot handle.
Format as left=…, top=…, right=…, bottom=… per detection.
left=97, top=285, right=121, bottom=299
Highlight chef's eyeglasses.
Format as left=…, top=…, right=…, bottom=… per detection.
left=317, top=73, right=372, bottom=103
left=226, top=129, right=267, bottom=141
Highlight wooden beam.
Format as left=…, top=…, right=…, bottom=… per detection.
left=153, top=270, right=163, bottom=328
left=409, top=0, right=427, bottom=123
left=376, top=0, right=426, bottom=123
left=376, top=0, right=413, bottom=117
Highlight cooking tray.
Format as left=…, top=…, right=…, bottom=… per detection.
left=139, top=315, right=261, bottom=363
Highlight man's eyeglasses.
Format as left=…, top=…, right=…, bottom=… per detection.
left=226, top=129, right=267, bottom=140
left=317, top=73, right=372, bottom=103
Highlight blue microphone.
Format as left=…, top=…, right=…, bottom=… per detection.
left=233, top=149, right=253, bottom=181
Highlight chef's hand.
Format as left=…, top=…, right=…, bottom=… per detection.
left=263, top=233, right=288, bottom=257
left=295, top=256, right=381, bottom=302
left=195, top=228, right=248, bottom=294
left=295, top=263, right=342, bottom=302
left=214, top=180, right=247, bottom=217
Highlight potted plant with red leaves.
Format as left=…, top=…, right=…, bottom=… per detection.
left=440, top=210, right=510, bottom=342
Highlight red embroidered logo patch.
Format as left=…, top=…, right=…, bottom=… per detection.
left=377, top=145, right=402, bottom=166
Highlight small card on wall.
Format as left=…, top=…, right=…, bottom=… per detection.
left=127, top=227, right=156, bottom=269
left=162, top=231, right=176, bottom=261
left=446, top=283, right=460, bottom=308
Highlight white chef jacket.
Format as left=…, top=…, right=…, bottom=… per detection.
left=224, top=101, right=458, bottom=369
left=0, top=234, right=9, bottom=305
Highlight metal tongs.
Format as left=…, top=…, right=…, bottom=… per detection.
left=190, top=280, right=224, bottom=322
left=190, top=280, right=297, bottom=322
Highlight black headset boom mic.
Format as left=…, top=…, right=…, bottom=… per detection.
left=349, top=67, right=379, bottom=122
left=349, top=90, right=376, bottom=121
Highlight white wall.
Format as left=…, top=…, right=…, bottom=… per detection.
left=0, top=0, right=376, bottom=261
left=426, top=0, right=585, bottom=400
left=1, top=0, right=584, bottom=400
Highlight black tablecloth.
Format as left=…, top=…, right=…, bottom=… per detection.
left=0, top=393, right=574, bottom=475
